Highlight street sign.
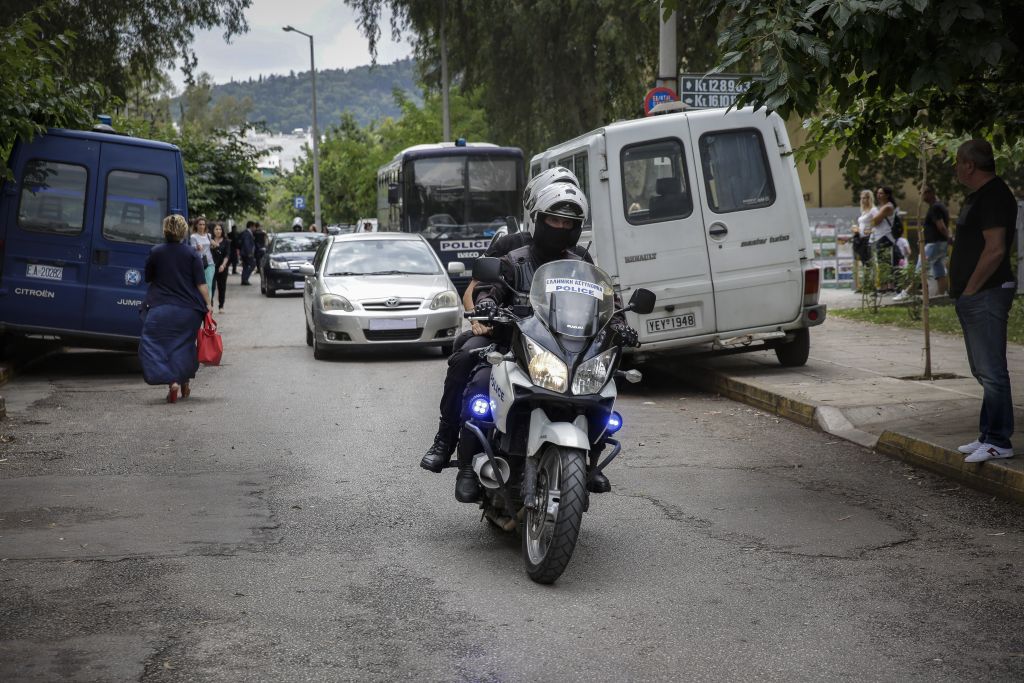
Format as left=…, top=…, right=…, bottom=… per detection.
left=293, top=196, right=306, bottom=210
left=643, top=86, right=678, bottom=116
left=678, top=74, right=751, bottom=109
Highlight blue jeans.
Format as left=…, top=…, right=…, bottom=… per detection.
left=955, top=286, right=1016, bottom=448
left=917, top=241, right=948, bottom=279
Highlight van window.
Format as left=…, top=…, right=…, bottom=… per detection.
left=102, top=170, right=168, bottom=244
left=17, top=160, right=88, bottom=235
left=530, top=162, right=541, bottom=178
left=557, top=151, right=591, bottom=228
left=698, top=129, right=775, bottom=213
left=621, top=138, right=692, bottom=224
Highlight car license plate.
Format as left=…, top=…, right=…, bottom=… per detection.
left=646, top=311, right=698, bottom=333
left=26, top=264, right=63, bottom=281
left=368, top=318, right=417, bottom=331
left=293, top=280, right=305, bottom=289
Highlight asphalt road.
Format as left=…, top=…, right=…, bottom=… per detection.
left=1, top=271, right=1022, bottom=682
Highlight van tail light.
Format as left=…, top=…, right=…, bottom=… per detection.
left=803, top=267, right=820, bottom=306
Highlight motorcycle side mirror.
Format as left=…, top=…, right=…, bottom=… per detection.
left=627, top=288, right=656, bottom=315
left=505, top=215, right=521, bottom=234
left=472, top=256, right=502, bottom=283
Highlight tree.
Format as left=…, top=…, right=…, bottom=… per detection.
left=0, top=7, right=107, bottom=180
left=693, top=0, right=1024, bottom=164
left=2, top=0, right=252, bottom=101
left=346, top=0, right=722, bottom=156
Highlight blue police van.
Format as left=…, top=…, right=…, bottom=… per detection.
left=0, top=124, right=188, bottom=350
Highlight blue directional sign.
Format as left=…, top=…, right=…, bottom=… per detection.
left=293, top=196, right=306, bottom=210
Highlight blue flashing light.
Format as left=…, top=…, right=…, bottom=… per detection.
left=469, top=394, right=491, bottom=419
left=97, top=114, right=112, bottom=126
left=455, top=137, right=467, bottom=147
left=607, top=411, right=623, bottom=434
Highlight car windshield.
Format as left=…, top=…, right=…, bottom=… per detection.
left=529, top=260, right=616, bottom=338
left=272, top=234, right=324, bottom=253
left=324, top=239, right=442, bottom=276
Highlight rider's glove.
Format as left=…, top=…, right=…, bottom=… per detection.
left=611, top=319, right=640, bottom=348
left=474, top=299, right=498, bottom=319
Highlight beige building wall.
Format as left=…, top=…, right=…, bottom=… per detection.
left=785, top=116, right=930, bottom=218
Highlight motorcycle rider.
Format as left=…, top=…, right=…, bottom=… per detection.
left=453, top=182, right=639, bottom=503
left=421, top=168, right=584, bottom=475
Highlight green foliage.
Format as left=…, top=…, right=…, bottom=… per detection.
left=693, top=0, right=1024, bottom=164
left=2, top=0, right=252, bottom=101
left=185, top=59, right=420, bottom=133
left=116, top=117, right=270, bottom=219
left=346, top=1, right=722, bottom=156
left=0, top=7, right=108, bottom=180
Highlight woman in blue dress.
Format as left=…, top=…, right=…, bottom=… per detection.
left=139, top=214, right=212, bottom=403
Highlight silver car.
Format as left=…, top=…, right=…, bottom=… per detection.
left=300, top=233, right=462, bottom=359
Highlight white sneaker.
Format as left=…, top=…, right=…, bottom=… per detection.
left=964, top=444, right=1015, bottom=463
left=958, top=440, right=983, bottom=454
left=892, top=290, right=908, bottom=302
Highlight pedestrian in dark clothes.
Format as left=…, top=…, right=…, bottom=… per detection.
left=227, top=224, right=240, bottom=274
left=210, top=222, right=231, bottom=312
left=138, top=214, right=211, bottom=404
left=950, top=138, right=1018, bottom=463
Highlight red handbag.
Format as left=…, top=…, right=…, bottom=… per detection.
left=197, top=312, right=223, bottom=366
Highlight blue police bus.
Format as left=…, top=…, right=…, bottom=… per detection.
left=376, top=140, right=524, bottom=292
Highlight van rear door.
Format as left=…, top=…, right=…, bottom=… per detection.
left=83, top=142, right=176, bottom=337
left=603, top=119, right=716, bottom=340
left=687, top=110, right=802, bottom=332
left=1, top=135, right=98, bottom=334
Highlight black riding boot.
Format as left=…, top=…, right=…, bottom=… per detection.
left=454, top=440, right=481, bottom=503
left=420, top=421, right=459, bottom=473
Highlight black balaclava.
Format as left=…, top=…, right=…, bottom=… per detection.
left=533, top=213, right=582, bottom=260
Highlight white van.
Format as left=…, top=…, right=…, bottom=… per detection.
left=528, top=107, right=825, bottom=366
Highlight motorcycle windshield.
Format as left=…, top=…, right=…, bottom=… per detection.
left=529, top=260, right=616, bottom=338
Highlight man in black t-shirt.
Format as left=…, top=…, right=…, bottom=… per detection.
left=949, top=139, right=1018, bottom=463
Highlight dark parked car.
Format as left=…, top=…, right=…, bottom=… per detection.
left=260, top=232, right=326, bottom=297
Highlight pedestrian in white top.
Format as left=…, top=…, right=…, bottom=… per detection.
left=189, top=215, right=215, bottom=292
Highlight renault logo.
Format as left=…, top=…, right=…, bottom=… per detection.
left=385, top=297, right=400, bottom=308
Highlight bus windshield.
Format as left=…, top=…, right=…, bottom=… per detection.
left=408, top=155, right=519, bottom=240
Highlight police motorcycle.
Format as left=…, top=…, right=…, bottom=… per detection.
left=462, top=256, right=655, bottom=584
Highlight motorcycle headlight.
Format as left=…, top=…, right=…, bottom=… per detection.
left=429, top=290, right=459, bottom=310
left=572, top=348, right=617, bottom=395
left=269, top=258, right=289, bottom=270
left=320, top=294, right=354, bottom=312
left=523, top=335, right=568, bottom=393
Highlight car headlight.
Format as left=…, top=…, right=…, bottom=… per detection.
left=523, top=335, right=568, bottom=393
left=572, top=348, right=617, bottom=395
left=320, top=294, right=354, bottom=312
left=430, top=290, right=459, bottom=310
left=269, top=258, right=289, bottom=270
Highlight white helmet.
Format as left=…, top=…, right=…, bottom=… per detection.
left=529, top=181, right=589, bottom=225
left=292, top=216, right=304, bottom=228
left=523, top=166, right=579, bottom=214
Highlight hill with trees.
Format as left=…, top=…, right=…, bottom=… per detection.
left=179, top=58, right=421, bottom=133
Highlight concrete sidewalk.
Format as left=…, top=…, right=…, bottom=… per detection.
left=664, top=288, right=1024, bottom=503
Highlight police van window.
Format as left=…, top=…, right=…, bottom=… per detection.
left=620, top=138, right=692, bottom=224
left=530, top=162, right=541, bottom=178
left=17, top=160, right=88, bottom=235
left=102, top=170, right=168, bottom=244
left=698, top=129, right=775, bottom=213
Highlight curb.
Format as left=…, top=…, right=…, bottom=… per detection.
left=876, top=431, right=1024, bottom=504
left=667, top=361, right=1024, bottom=505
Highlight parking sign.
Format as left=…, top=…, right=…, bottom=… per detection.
left=294, top=196, right=306, bottom=210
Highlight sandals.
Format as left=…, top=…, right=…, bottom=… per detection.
left=181, top=382, right=191, bottom=400
left=167, top=383, right=180, bottom=403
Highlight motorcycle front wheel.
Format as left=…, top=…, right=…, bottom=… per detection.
left=523, top=445, right=587, bottom=584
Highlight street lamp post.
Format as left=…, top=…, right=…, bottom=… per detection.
left=283, top=25, right=322, bottom=231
